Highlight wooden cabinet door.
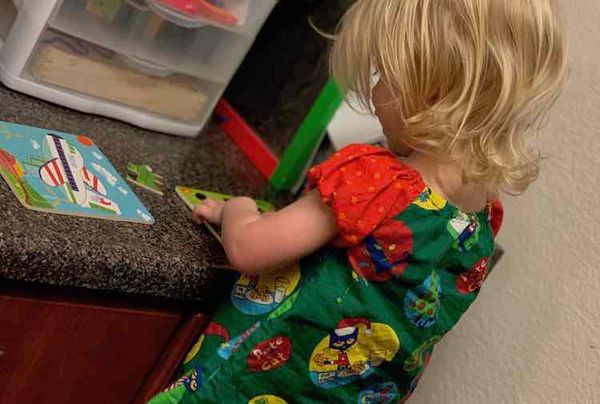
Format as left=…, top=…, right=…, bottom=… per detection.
left=0, top=294, right=181, bottom=404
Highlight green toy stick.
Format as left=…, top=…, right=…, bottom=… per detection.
left=270, top=78, right=345, bottom=192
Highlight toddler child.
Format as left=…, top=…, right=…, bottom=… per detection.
left=150, top=0, right=567, bottom=402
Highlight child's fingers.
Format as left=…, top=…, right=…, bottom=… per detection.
left=192, top=198, right=225, bottom=225
left=191, top=206, right=205, bottom=224
left=192, top=203, right=213, bottom=223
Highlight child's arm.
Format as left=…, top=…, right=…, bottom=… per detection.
left=193, top=191, right=338, bottom=274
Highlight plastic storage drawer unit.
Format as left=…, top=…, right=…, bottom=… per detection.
left=0, top=0, right=277, bottom=137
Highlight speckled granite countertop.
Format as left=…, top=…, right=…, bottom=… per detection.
left=0, top=85, right=271, bottom=302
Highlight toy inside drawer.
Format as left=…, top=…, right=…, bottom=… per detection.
left=26, top=29, right=222, bottom=123
left=47, top=0, right=260, bottom=84
left=82, top=0, right=257, bottom=29
left=145, top=0, right=256, bottom=29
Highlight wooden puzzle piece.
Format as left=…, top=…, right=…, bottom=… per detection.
left=127, top=163, right=165, bottom=195
left=175, top=186, right=275, bottom=242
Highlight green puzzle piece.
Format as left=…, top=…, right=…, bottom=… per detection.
left=175, top=186, right=275, bottom=213
left=127, top=163, right=164, bottom=195
left=176, top=186, right=276, bottom=243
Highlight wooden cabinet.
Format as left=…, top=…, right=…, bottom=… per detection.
left=0, top=285, right=207, bottom=404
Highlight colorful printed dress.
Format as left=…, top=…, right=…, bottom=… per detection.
left=149, top=144, right=503, bottom=404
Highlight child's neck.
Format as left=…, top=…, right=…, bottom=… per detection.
left=404, top=152, right=488, bottom=213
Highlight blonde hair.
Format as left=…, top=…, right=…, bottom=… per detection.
left=331, top=0, right=568, bottom=193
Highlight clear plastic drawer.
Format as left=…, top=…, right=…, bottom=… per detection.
left=47, top=0, right=276, bottom=83
left=26, top=29, right=223, bottom=124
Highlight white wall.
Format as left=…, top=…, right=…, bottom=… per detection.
left=410, top=1, right=600, bottom=403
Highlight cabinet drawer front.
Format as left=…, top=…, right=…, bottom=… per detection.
left=0, top=295, right=180, bottom=404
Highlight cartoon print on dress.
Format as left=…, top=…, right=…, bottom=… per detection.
left=404, top=335, right=442, bottom=375
left=184, top=322, right=229, bottom=364
left=348, top=221, right=413, bottom=282
left=335, top=270, right=368, bottom=305
left=163, top=366, right=203, bottom=393
left=247, top=336, right=292, bottom=373
left=456, top=257, right=490, bottom=294
left=404, top=271, right=442, bottom=328
left=400, top=344, right=436, bottom=403
left=447, top=211, right=480, bottom=252
left=183, top=366, right=201, bottom=392
left=399, top=371, right=427, bottom=404
left=267, top=290, right=300, bottom=320
left=231, top=262, right=301, bottom=315
left=357, top=382, right=400, bottom=404
left=218, top=322, right=260, bottom=360
left=309, top=318, right=400, bottom=389
left=248, top=395, right=288, bottom=404
left=412, top=187, right=447, bottom=211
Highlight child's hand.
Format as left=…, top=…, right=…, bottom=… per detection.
left=192, top=198, right=226, bottom=225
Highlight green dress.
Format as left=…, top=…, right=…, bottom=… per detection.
left=149, top=144, right=502, bottom=404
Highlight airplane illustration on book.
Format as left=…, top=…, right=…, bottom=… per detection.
left=38, top=134, right=121, bottom=215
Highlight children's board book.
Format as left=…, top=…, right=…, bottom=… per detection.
left=0, top=121, right=154, bottom=224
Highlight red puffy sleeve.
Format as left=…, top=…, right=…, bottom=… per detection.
left=488, top=198, right=504, bottom=238
left=306, top=144, right=425, bottom=247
